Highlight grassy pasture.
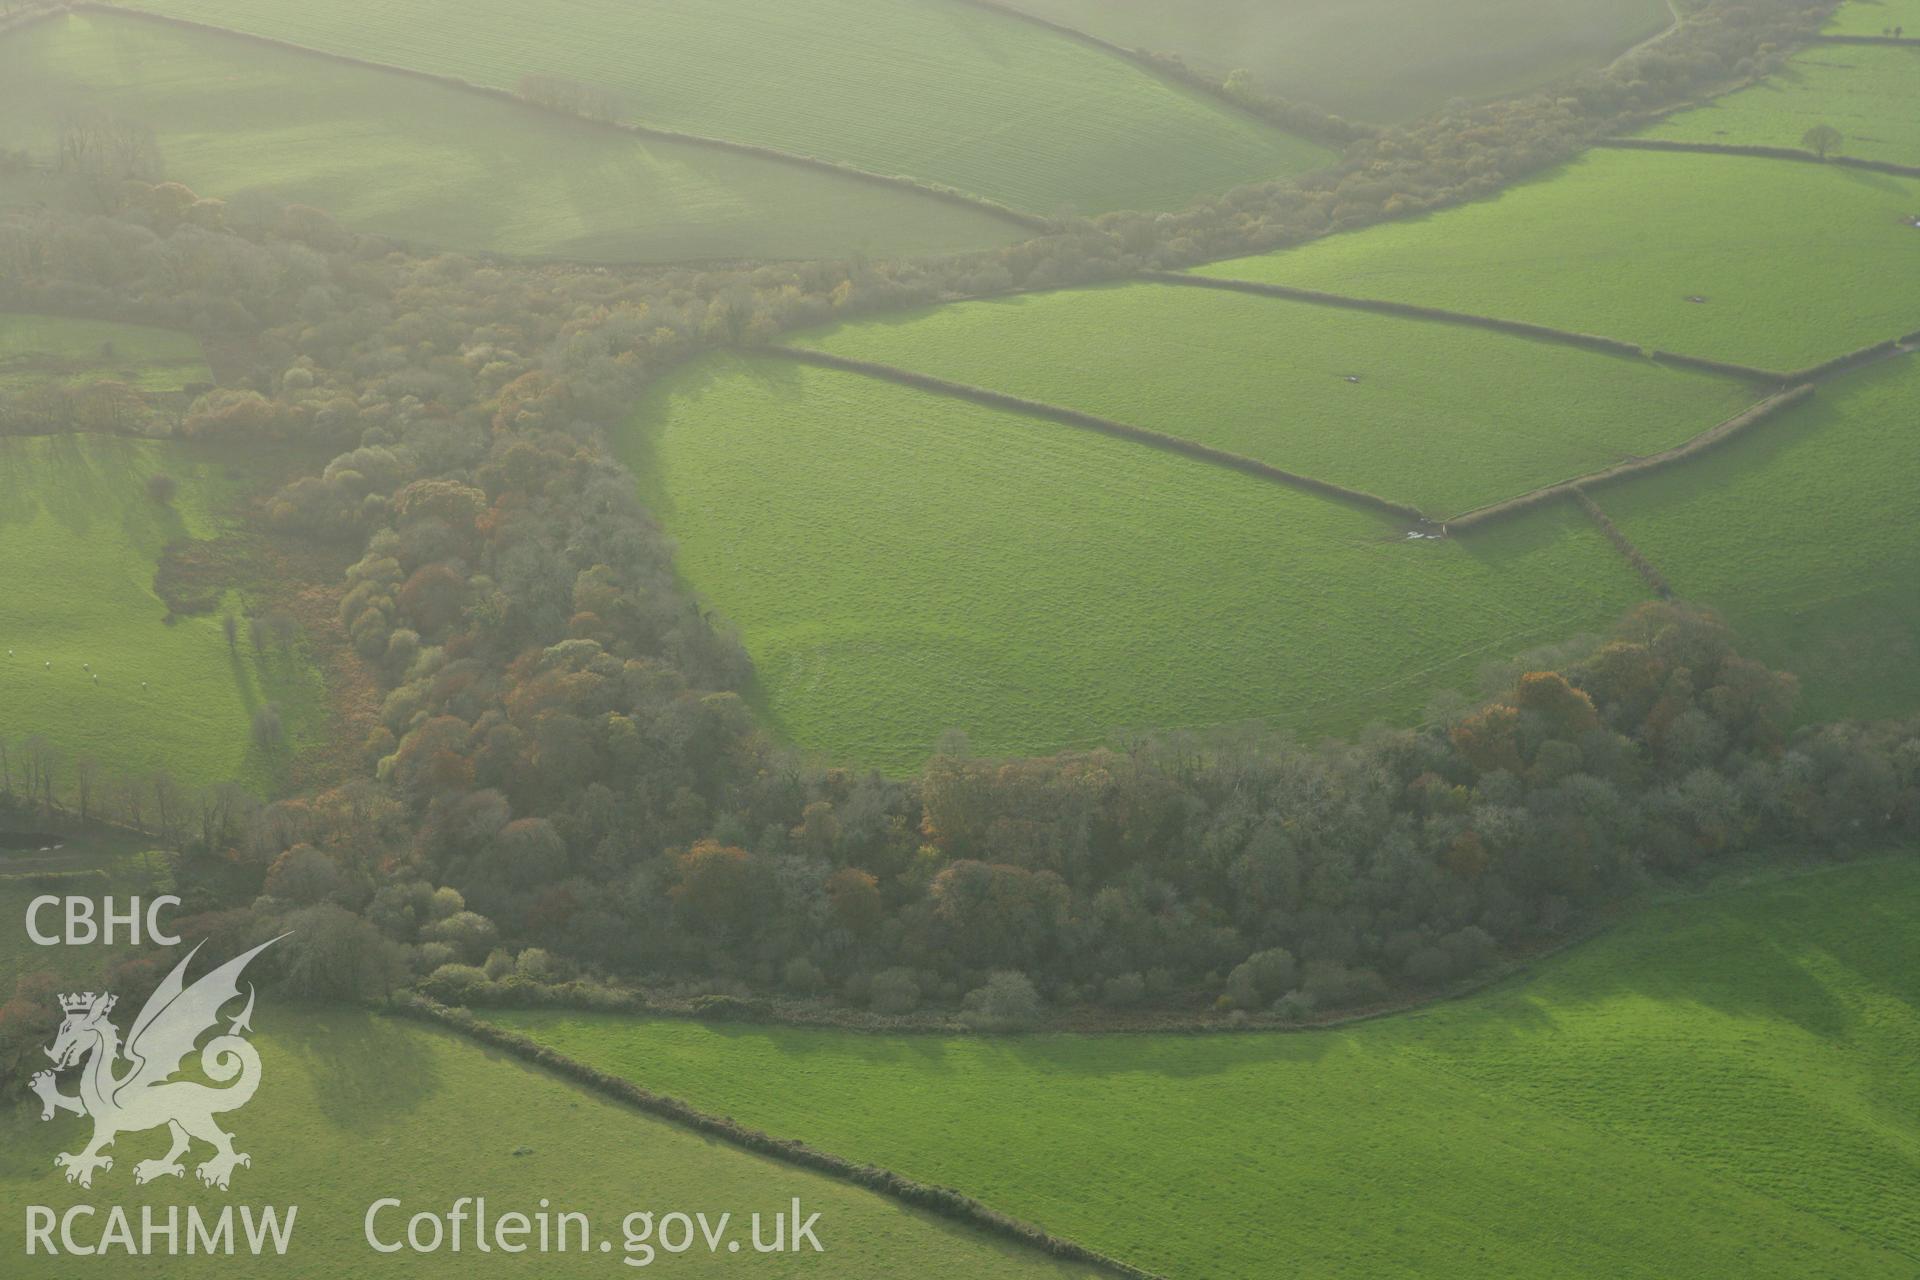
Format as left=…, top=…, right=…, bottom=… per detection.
left=1193, top=149, right=1920, bottom=371
left=1002, top=0, right=1672, bottom=122
left=791, top=283, right=1759, bottom=517
left=1646, top=45, right=1920, bottom=167
left=114, top=0, right=1332, bottom=216
left=0, top=315, right=209, bottom=393
left=0, top=1008, right=1103, bottom=1278
left=1602, top=354, right=1920, bottom=725
left=1826, top=0, right=1920, bottom=36
left=0, top=834, right=168, bottom=993
left=492, top=855, right=1920, bottom=1280
left=0, top=14, right=1020, bottom=264
left=0, top=433, right=323, bottom=795
left=622, top=354, right=1645, bottom=772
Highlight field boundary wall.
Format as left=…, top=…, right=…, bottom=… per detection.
left=1143, top=271, right=1789, bottom=383
left=391, top=997, right=1166, bottom=1280
left=1446, top=384, right=1816, bottom=531
left=56, top=2, right=1054, bottom=232
left=1600, top=137, right=1920, bottom=180
left=767, top=345, right=1431, bottom=523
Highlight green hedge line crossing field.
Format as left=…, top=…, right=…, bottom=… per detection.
left=622, top=354, right=1646, bottom=772
left=789, top=284, right=1760, bottom=518
left=111, top=0, right=1334, bottom=215
left=491, top=856, right=1920, bottom=1280
left=1645, top=45, right=1920, bottom=168
left=1000, top=0, right=1673, bottom=122
left=1602, top=355, right=1920, bottom=725
left=0, top=1009, right=1105, bottom=1278
left=0, top=314, right=211, bottom=392
left=1826, top=0, right=1920, bottom=36
left=0, top=433, right=324, bottom=794
left=1193, top=149, right=1920, bottom=371
left=0, top=14, right=1022, bottom=263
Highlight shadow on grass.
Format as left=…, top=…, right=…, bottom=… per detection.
left=274, top=1005, right=443, bottom=1130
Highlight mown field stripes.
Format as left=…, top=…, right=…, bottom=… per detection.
left=1143, top=271, right=1789, bottom=383
left=65, top=1, right=1053, bottom=233
left=1445, top=384, right=1816, bottom=531
left=765, top=346, right=1431, bottom=523
left=1600, top=137, right=1920, bottom=179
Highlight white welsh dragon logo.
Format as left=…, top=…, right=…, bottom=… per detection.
left=31, top=936, right=284, bottom=1191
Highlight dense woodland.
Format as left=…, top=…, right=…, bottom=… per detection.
left=4, top=0, right=1912, bottom=1083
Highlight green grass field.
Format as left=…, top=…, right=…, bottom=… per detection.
left=622, top=353, right=1646, bottom=771
left=114, top=0, right=1332, bottom=216
left=0, top=14, right=1021, bottom=263
left=491, top=855, right=1920, bottom=1279
left=1646, top=45, right=1920, bottom=167
left=1003, top=0, right=1672, bottom=121
left=1193, top=149, right=1920, bottom=371
left=0, top=835, right=168, bottom=994
left=0, top=315, right=210, bottom=393
left=0, top=1008, right=1103, bottom=1278
left=1601, top=354, right=1920, bottom=725
left=1825, top=0, right=1920, bottom=36
left=791, top=283, right=1760, bottom=517
left=0, top=434, right=323, bottom=795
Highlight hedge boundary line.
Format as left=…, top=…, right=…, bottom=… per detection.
left=64, top=2, right=1053, bottom=235
left=1446, top=384, right=1816, bottom=531
left=0, top=4, right=64, bottom=37
left=1784, top=327, right=1920, bottom=384
left=388, top=997, right=1164, bottom=1280
left=1809, top=33, right=1920, bottom=45
left=767, top=346, right=1431, bottom=523
left=1142, top=271, right=1788, bottom=384
left=1599, top=136, right=1920, bottom=179
left=941, top=0, right=1357, bottom=148
left=1573, top=488, right=1672, bottom=598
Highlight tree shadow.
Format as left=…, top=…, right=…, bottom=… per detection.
left=271, top=1007, right=443, bottom=1130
